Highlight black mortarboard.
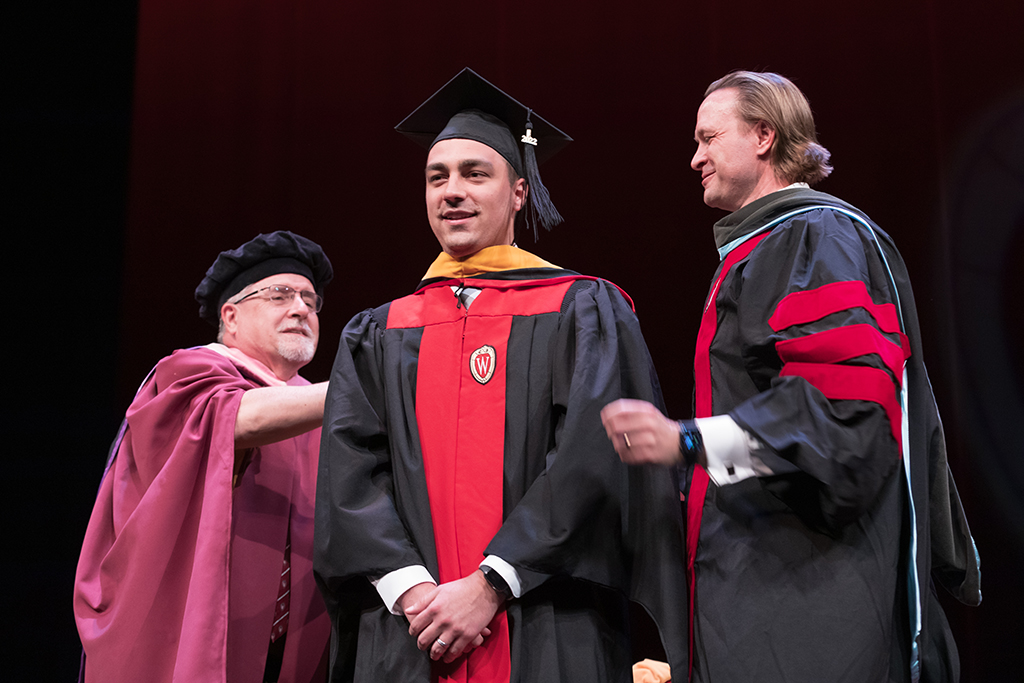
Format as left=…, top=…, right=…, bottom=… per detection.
left=194, top=231, right=333, bottom=327
left=395, top=68, right=572, bottom=239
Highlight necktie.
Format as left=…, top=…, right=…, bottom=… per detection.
left=270, top=538, right=290, bottom=642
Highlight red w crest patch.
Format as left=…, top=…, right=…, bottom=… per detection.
left=469, top=345, right=497, bottom=384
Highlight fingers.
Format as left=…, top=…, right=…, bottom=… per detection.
left=600, top=398, right=657, bottom=424
left=441, top=634, right=471, bottom=663
left=442, top=627, right=492, bottom=663
left=601, top=400, right=645, bottom=462
left=402, top=584, right=438, bottom=618
left=414, top=618, right=444, bottom=653
left=601, top=399, right=663, bottom=431
left=410, top=604, right=458, bottom=656
left=420, top=621, right=485, bottom=661
left=410, top=608, right=439, bottom=648
left=425, top=630, right=474, bottom=662
left=430, top=634, right=451, bottom=661
left=407, top=605, right=433, bottom=639
left=416, top=621, right=495, bottom=662
left=410, top=574, right=502, bottom=661
left=600, top=399, right=681, bottom=466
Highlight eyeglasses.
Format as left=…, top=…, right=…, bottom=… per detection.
left=232, top=284, right=323, bottom=312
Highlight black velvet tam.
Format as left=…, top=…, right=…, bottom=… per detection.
left=194, top=231, right=333, bottom=326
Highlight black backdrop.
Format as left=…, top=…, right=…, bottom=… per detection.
left=7, top=1, right=1023, bottom=680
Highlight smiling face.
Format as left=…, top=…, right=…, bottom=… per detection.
left=690, top=87, right=783, bottom=212
left=219, top=272, right=319, bottom=380
left=425, top=138, right=526, bottom=258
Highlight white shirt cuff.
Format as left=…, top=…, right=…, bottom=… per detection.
left=479, top=555, right=522, bottom=598
left=696, top=415, right=766, bottom=486
left=371, top=565, right=437, bottom=615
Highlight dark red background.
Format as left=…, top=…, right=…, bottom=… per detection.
left=8, top=0, right=1023, bottom=680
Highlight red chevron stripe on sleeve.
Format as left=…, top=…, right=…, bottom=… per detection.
left=769, top=280, right=908, bottom=348
left=776, top=324, right=910, bottom=383
left=779, top=361, right=904, bottom=456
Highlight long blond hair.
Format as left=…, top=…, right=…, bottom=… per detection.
left=706, top=71, right=832, bottom=185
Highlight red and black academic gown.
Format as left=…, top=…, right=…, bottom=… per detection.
left=685, top=189, right=981, bottom=683
left=74, top=346, right=330, bottom=683
left=315, top=247, right=688, bottom=683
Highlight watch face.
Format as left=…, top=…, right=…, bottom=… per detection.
left=483, top=567, right=512, bottom=599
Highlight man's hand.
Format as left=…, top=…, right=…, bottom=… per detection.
left=396, top=582, right=437, bottom=616
left=600, top=399, right=682, bottom=465
left=405, top=570, right=501, bottom=663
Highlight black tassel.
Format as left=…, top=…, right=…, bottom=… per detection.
left=521, top=113, right=564, bottom=241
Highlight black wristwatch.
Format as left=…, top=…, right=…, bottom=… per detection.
left=480, top=565, right=514, bottom=602
left=678, top=420, right=704, bottom=466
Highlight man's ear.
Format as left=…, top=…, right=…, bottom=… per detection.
left=220, top=303, right=238, bottom=337
left=513, top=177, right=528, bottom=212
left=754, top=120, right=776, bottom=159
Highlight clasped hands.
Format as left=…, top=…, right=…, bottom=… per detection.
left=396, top=399, right=680, bottom=666
left=400, top=569, right=503, bottom=663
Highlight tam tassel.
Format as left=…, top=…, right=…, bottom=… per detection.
left=521, top=113, right=564, bottom=241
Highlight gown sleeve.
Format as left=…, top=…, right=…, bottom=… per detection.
left=486, top=280, right=685, bottom=596
left=725, top=208, right=909, bottom=533
left=314, top=307, right=429, bottom=607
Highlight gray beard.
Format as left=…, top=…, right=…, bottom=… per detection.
left=277, top=335, right=316, bottom=365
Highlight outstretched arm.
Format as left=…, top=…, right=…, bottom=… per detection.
left=234, top=381, right=328, bottom=450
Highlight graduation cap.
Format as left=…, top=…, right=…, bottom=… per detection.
left=194, top=231, right=333, bottom=327
left=395, top=68, right=572, bottom=239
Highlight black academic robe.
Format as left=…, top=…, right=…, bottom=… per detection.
left=315, top=266, right=687, bottom=683
left=687, top=188, right=981, bottom=683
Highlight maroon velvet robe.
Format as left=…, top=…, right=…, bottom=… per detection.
left=74, top=346, right=329, bottom=683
